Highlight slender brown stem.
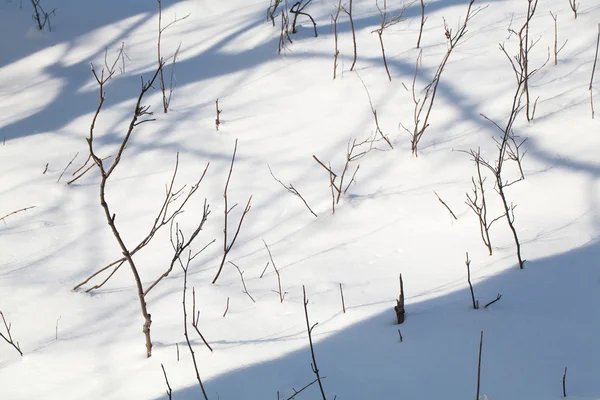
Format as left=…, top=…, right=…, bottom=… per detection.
left=476, top=331, right=483, bottom=400
left=0, top=206, right=36, bottom=224
left=303, top=286, right=327, bottom=400
left=339, top=283, right=346, bottom=313
left=465, top=252, right=478, bottom=309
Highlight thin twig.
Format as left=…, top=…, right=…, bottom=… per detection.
left=339, top=283, right=346, bottom=313
left=476, top=331, right=483, bottom=400
left=484, top=294, right=502, bottom=308
left=230, top=261, right=256, bottom=303
left=0, top=206, right=36, bottom=225
left=264, top=240, right=286, bottom=302
left=302, top=286, right=327, bottom=400
left=465, top=252, right=478, bottom=309
left=0, top=311, right=23, bottom=356
left=161, top=364, right=173, bottom=400
left=434, top=191, right=458, bottom=220
left=223, top=297, right=230, bottom=317
left=57, top=152, right=79, bottom=183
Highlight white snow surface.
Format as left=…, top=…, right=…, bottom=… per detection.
left=1, top=0, right=599, bottom=399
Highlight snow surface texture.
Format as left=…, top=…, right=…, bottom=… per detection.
left=1, top=0, right=599, bottom=399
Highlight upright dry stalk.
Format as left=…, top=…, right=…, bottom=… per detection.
left=85, top=54, right=211, bottom=356
left=567, top=0, right=579, bottom=19
left=341, top=0, right=357, bottom=71
left=161, top=364, right=173, bottom=400
left=267, top=0, right=283, bottom=26
left=476, top=331, right=483, bottom=400
left=332, top=0, right=342, bottom=79
left=590, top=24, right=600, bottom=119
left=416, top=0, right=428, bottom=48
left=215, top=98, right=222, bottom=130
left=402, top=0, right=483, bottom=156
left=508, top=0, right=542, bottom=121
left=394, top=273, right=405, bottom=323
left=278, top=6, right=294, bottom=54
left=339, top=283, right=346, bottom=313
left=372, top=0, right=410, bottom=81
left=230, top=261, right=256, bottom=303
left=302, top=286, right=327, bottom=400
left=313, top=137, right=370, bottom=213
left=466, top=73, right=528, bottom=269
left=263, top=240, right=286, bottom=302
left=29, top=0, right=56, bottom=31
left=562, top=367, right=568, bottom=397
left=157, top=0, right=190, bottom=113
left=181, top=254, right=210, bottom=400
left=549, top=12, right=568, bottom=65
left=465, top=252, right=478, bottom=309
left=464, top=149, right=503, bottom=256
left=212, top=139, right=253, bottom=284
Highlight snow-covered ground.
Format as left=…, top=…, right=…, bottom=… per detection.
left=1, top=0, right=599, bottom=399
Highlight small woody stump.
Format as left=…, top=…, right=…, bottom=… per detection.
left=394, top=273, right=405, bottom=324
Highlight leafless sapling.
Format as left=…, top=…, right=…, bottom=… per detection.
left=590, top=24, right=600, bottom=119
left=212, top=139, right=253, bottom=284
left=401, top=0, right=484, bottom=156
left=341, top=0, right=357, bottom=71
left=30, top=0, right=56, bottom=32
left=332, top=0, right=342, bottom=79
left=83, top=55, right=212, bottom=356
left=0, top=311, right=22, bottom=356
left=394, top=273, right=405, bottom=324
left=263, top=240, right=287, bottom=302
left=73, top=154, right=210, bottom=294
left=465, top=149, right=504, bottom=256
left=313, top=137, right=371, bottom=214
left=567, top=0, right=579, bottom=19
left=465, top=252, right=479, bottom=309
left=181, top=250, right=210, bottom=400
left=507, top=0, right=545, bottom=121
left=416, top=0, right=429, bottom=48
left=290, top=0, right=318, bottom=37
left=268, top=165, right=317, bottom=217
left=372, top=0, right=411, bottom=81
left=302, top=286, right=327, bottom=400
left=549, top=12, right=568, bottom=65
left=157, top=0, right=189, bottom=113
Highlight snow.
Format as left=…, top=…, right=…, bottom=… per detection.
left=0, top=0, right=599, bottom=399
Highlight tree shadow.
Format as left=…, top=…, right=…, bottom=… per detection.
left=158, top=239, right=600, bottom=400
